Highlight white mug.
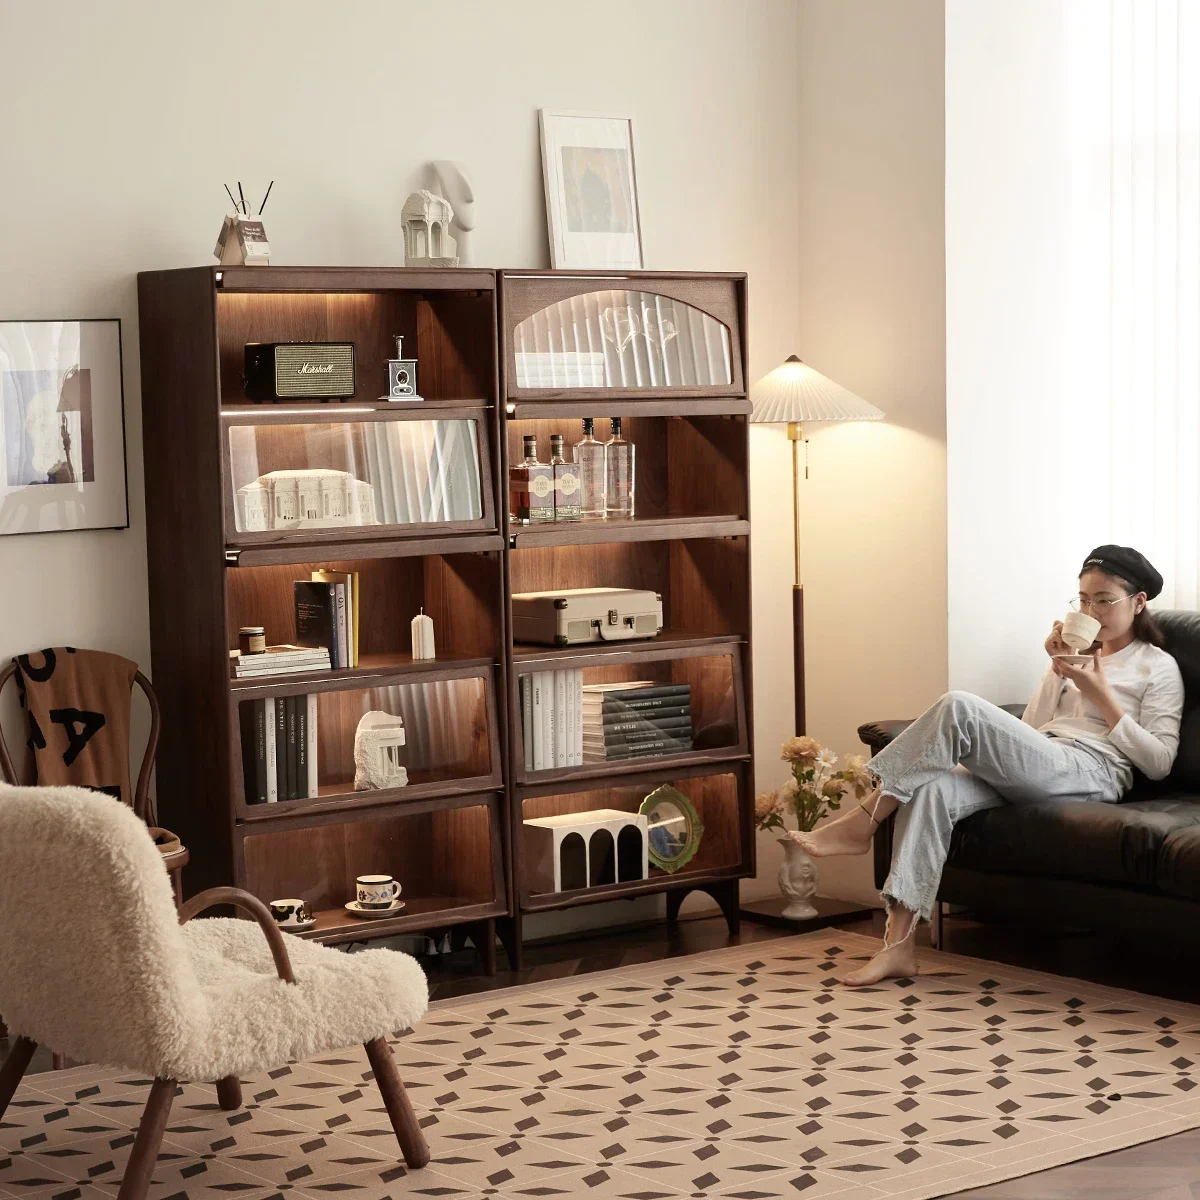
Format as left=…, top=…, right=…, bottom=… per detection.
left=270, top=898, right=312, bottom=926
left=1061, top=610, right=1102, bottom=651
left=356, top=874, right=401, bottom=909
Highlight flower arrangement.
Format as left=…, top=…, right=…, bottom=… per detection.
left=755, top=736, right=876, bottom=834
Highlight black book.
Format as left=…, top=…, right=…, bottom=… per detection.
left=294, top=581, right=339, bottom=669
left=296, top=695, right=309, bottom=800
left=582, top=684, right=692, bottom=712
left=584, top=737, right=694, bottom=761
left=276, top=696, right=291, bottom=801
left=583, top=717, right=693, bottom=745
left=588, top=704, right=691, bottom=731
left=238, top=700, right=267, bottom=804
left=285, top=695, right=299, bottom=801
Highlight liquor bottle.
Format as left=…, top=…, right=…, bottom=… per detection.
left=509, top=435, right=555, bottom=524
left=549, top=434, right=582, bottom=521
left=571, top=418, right=606, bottom=519
left=605, top=417, right=635, bottom=518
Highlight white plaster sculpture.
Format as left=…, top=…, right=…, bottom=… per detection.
left=402, top=190, right=458, bottom=267
left=353, top=711, right=408, bottom=791
left=235, top=469, right=376, bottom=532
left=429, top=161, right=475, bottom=266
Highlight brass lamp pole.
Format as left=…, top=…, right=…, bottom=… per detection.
left=749, top=356, right=884, bottom=735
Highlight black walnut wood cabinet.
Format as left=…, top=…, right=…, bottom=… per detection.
left=137, top=266, right=753, bottom=972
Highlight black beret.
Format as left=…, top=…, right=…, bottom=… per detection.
left=1080, top=544, right=1163, bottom=600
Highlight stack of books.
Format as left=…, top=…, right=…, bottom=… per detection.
left=520, top=669, right=584, bottom=771
left=232, top=644, right=331, bottom=678
left=238, top=695, right=319, bottom=804
left=581, top=682, right=693, bottom=763
left=294, top=570, right=359, bottom=670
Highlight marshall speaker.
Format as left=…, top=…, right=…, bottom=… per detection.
left=244, top=342, right=356, bottom=402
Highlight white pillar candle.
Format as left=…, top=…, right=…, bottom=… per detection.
left=411, top=608, right=436, bottom=660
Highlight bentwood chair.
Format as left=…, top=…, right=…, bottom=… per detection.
left=0, top=786, right=431, bottom=1200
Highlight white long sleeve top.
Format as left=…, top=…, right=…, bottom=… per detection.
left=1021, top=639, right=1185, bottom=789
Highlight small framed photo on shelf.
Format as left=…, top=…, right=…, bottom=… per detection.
left=0, top=319, right=128, bottom=537
left=539, top=109, right=643, bottom=270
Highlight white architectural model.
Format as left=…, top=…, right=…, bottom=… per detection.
left=402, top=190, right=459, bottom=267
left=353, top=711, right=408, bottom=791
left=236, top=469, right=376, bottom=532
left=524, top=809, right=648, bottom=893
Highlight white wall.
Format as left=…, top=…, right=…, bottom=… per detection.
left=0, top=0, right=802, bottom=934
left=769, top=0, right=947, bottom=907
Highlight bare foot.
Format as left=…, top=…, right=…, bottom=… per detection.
left=789, top=792, right=880, bottom=858
left=840, top=937, right=919, bottom=987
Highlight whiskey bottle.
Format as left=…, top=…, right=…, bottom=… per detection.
left=509, top=435, right=555, bottom=524
left=549, top=434, right=582, bottom=521
left=572, top=418, right=606, bottom=518
left=605, top=417, right=635, bottom=519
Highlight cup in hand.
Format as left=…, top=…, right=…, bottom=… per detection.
left=1060, top=609, right=1102, bottom=651
left=270, top=898, right=312, bottom=926
left=356, top=874, right=402, bottom=909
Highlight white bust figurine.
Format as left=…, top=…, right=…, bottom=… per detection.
left=430, top=161, right=476, bottom=267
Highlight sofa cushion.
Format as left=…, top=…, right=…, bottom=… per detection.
left=1157, top=824, right=1200, bottom=902
left=948, top=796, right=1200, bottom=888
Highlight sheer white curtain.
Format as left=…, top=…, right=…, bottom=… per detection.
left=1064, top=0, right=1200, bottom=609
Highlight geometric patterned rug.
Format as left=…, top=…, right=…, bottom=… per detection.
left=3, top=929, right=1200, bottom=1199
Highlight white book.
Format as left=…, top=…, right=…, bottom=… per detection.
left=236, top=661, right=331, bottom=679
left=564, top=668, right=577, bottom=767
left=334, top=584, right=348, bottom=670
left=521, top=676, right=534, bottom=772
left=553, top=670, right=568, bottom=769
left=264, top=698, right=278, bottom=803
left=531, top=673, right=546, bottom=771
left=573, top=670, right=584, bottom=766
left=306, top=694, right=319, bottom=797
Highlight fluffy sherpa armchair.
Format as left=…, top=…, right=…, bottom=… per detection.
left=0, top=785, right=431, bottom=1200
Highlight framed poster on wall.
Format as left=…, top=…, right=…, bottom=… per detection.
left=0, top=319, right=128, bottom=537
left=539, top=109, right=644, bottom=270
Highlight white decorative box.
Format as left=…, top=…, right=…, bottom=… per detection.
left=524, top=808, right=648, bottom=894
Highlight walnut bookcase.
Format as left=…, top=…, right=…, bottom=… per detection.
left=137, top=267, right=507, bottom=969
left=497, top=270, right=754, bottom=969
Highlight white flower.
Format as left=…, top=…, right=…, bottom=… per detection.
left=816, top=747, right=838, bottom=769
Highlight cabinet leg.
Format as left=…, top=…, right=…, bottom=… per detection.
left=496, top=915, right=522, bottom=973
left=930, top=900, right=944, bottom=951
left=449, top=926, right=468, bottom=955
left=479, top=919, right=497, bottom=976
left=666, top=881, right=740, bottom=936
left=216, top=1076, right=242, bottom=1111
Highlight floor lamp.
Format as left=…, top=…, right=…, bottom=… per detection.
left=749, top=356, right=884, bottom=735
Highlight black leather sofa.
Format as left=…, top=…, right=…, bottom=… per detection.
left=859, top=610, right=1200, bottom=941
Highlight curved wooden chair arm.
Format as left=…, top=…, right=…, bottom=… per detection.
left=178, top=887, right=296, bottom=984
left=132, top=670, right=161, bottom=825
left=0, top=661, right=19, bottom=785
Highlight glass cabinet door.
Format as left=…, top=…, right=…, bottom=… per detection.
left=223, top=411, right=493, bottom=542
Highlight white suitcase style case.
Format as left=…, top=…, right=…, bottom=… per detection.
left=511, top=587, right=664, bottom=646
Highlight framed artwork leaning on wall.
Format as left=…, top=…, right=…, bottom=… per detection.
left=539, top=109, right=644, bottom=269
left=0, top=318, right=128, bottom=537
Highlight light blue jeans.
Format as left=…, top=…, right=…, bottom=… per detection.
left=871, top=691, right=1122, bottom=920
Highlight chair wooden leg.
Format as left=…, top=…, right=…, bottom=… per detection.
left=116, top=1078, right=176, bottom=1200
left=0, top=1036, right=37, bottom=1121
left=216, top=1076, right=242, bottom=1111
left=51, top=1051, right=67, bottom=1070
left=364, top=1036, right=429, bottom=1169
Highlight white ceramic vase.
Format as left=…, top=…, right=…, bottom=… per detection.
left=778, top=836, right=819, bottom=920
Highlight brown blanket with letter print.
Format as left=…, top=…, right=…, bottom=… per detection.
left=14, top=647, right=137, bottom=807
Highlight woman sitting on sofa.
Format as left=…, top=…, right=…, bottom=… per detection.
left=794, top=544, right=1184, bottom=987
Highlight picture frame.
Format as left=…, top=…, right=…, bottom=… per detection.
left=0, top=319, right=129, bottom=537
left=639, top=784, right=704, bottom=874
left=539, top=109, right=644, bottom=270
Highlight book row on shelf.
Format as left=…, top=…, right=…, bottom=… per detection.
left=519, top=677, right=694, bottom=771
left=509, top=419, right=634, bottom=524
left=239, top=695, right=319, bottom=804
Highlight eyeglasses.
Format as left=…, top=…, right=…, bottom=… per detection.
left=1070, top=594, right=1134, bottom=614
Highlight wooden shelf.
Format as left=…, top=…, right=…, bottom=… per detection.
left=507, top=398, right=751, bottom=419
left=221, top=399, right=491, bottom=416
left=213, top=265, right=497, bottom=293
left=522, top=865, right=745, bottom=913
left=514, top=748, right=751, bottom=793
left=509, top=515, right=748, bottom=549
left=511, top=630, right=743, bottom=666
left=228, top=533, right=504, bottom=567
left=229, top=652, right=495, bottom=697
left=297, top=895, right=506, bottom=945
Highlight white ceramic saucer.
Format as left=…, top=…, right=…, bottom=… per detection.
left=276, top=917, right=318, bottom=932
left=344, top=900, right=406, bottom=919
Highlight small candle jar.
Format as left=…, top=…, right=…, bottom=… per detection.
left=239, top=626, right=266, bottom=655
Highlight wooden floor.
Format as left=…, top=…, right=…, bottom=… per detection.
left=6, top=905, right=1200, bottom=1199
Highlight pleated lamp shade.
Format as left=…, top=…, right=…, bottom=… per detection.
left=749, top=355, right=885, bottom=424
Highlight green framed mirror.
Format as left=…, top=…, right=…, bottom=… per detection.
left=639, top=785, right=704, bottom=874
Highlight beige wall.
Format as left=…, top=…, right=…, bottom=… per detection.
left=753, top=0, right=948, bottom=907
left=0, top=0, right=802, bottom=935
